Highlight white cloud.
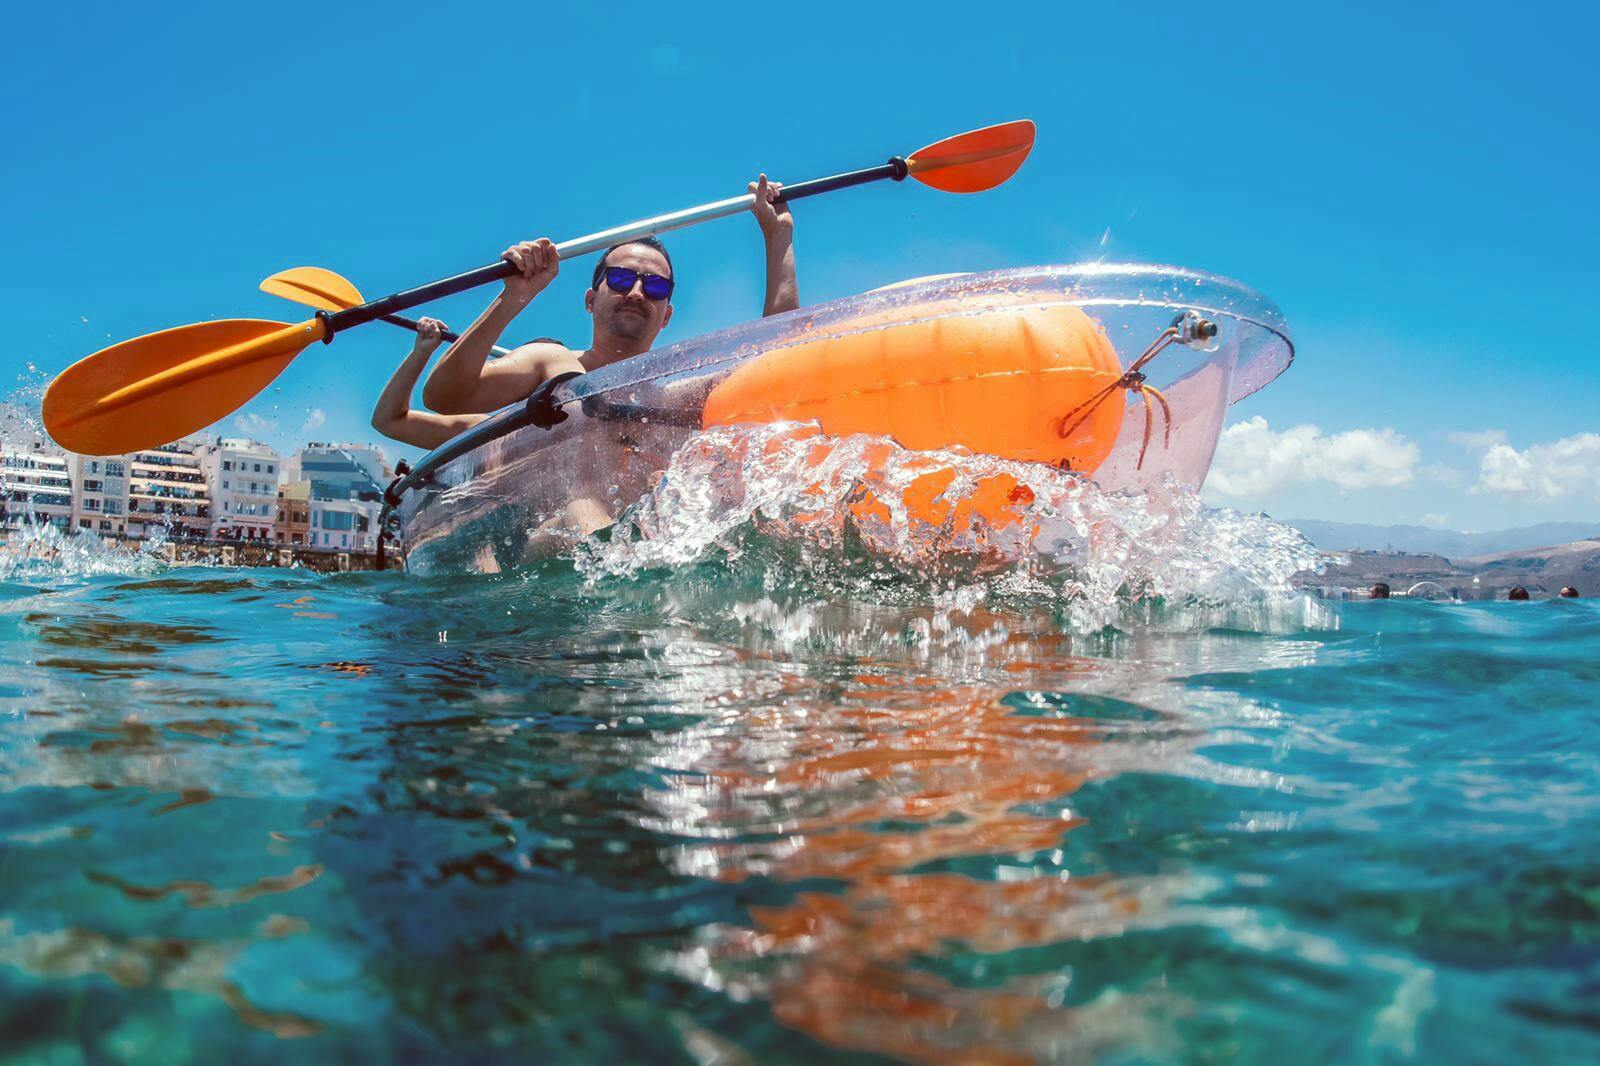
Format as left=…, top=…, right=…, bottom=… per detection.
left=234, top=412, right=277, bottom=436
left=1207, top=416, right=1420, bottom=498
left=1474, top=433, right=1600, bottom=500
left=300, top=408, right=326, bottom=433
left=1447, top=429, right=1508, bottom=451
left=1420, top=513, right=1451, bottom=528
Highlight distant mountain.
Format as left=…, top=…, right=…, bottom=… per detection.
left=1283, top=519, right=1600, bottom=557
left=1297, top=539, right=1600, bottom=598
left=1463, top=539, right=1600, bottom=595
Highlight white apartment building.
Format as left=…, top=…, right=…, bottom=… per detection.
left=306, top=496, right=383, bottom=553
left=125, top=441, right=211, bottom=540
left=202, top=438, right=281, bottom=541
left=70, top=454, right=130, bottom=535
left=1, top=445, right=74, bottom=532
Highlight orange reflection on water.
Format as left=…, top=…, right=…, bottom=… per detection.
left=658, top=637, right=1143, bottom=1062
left=682, top=684, right=1096, bottom=884
left=306, top=660, right=373, bottom=677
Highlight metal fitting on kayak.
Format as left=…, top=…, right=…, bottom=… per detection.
left=375, top=460, right=415, bottom=571
left=1174, top=310, right=1218, bottom=348
left=382, top=460, right=412, bottom=509
left=525, top=371, right=583, bottom=430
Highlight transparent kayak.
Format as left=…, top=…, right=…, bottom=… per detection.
left=389, top=263, right=1293, bottom=576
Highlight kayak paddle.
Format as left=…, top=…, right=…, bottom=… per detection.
left=44, top=120, right=1035, bottom=455
left=260, top=267, right=513, bottom=357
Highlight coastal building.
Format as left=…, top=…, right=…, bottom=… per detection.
left=284, top=443, right=390, bottom=503
left=279, top=443, right=390, bottom=554
left=202, top=438, right=281, bottom=541
left=3, top=433, right=388, bottom=557
left=1, top=444, right=74, bottom=532
left=307, top=496, right=382, bottom=553
left=5, top=436, right=208, bottom=541
left=69, top=454, right=130, bottom=535
left=125, top=441, right=211, bottom=540
left=276, top=480, right=313, bottom=546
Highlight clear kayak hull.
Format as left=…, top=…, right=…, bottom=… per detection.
left=393, top=263, right=1293, bottom=576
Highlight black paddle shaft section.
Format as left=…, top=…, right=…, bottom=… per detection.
left=776, top=158, right=907, bottom=203
left=378, top=312, right=461, bottom=344
left=322, top=259, right=518, bottom=340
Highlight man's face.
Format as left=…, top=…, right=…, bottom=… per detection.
left=586, top=244, right=674, bottom=345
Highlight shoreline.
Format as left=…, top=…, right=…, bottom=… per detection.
left=0, top=528, right=383, bottom=573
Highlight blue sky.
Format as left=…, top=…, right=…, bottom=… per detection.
left=5, top=1, right=1596, bottom=530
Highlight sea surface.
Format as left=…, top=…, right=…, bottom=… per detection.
left=2, top=447, right=1598, bottom=1064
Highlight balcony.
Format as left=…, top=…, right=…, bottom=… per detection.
left=7, top=491, right=73, bottom=507
left=2, top=458, right=69, bottom=472
left=132, top=486, right=210, bottom=501
left=134, top=472, right=206, bottom=486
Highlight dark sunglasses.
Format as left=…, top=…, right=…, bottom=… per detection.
left=602, top=266, right=674, bottom=301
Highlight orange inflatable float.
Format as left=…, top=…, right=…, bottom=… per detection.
left=702, top=300, right=1126, bottom=540
left=702, top=301, right=1126, bottom=473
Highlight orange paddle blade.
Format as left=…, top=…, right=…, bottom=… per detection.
left=43, top=317, right=325, bottom=455
left=906, top=119, right=1035, bottom=193
left=260, top=266, right=365, bottom=312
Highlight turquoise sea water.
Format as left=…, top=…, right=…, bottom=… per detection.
left=2, top=508, right=1598, bottom=1063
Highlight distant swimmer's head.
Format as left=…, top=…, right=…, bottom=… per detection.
left=1507, top=585, right=1530, bottom=601
left=1369, top=582, right=1391, bottom=600
left=587, top=237, right=674, bottom=346
left=1560, top=586, right=1580, bottom=598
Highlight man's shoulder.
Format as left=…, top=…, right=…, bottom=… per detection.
left=496, top=339, right=580, bottom=379
left=505, top=341, right=586, bottom=387
left=498, top=337, right=571, bottom=360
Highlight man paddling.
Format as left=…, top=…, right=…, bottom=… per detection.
left=424, top=175, right=797, bottom=414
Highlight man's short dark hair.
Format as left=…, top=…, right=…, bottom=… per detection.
left=591, top=236, right=673, bottom=289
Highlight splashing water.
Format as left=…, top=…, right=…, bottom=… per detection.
left=1, top=366, right=54, bottom=443
left=0, top=378, right=195, bottom=587
left=0, top=519, right=171, bottom=586
left=577, top=423, right=1330, bottom=633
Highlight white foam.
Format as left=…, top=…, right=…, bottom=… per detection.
left=576, top=422, right=1329, bottom=633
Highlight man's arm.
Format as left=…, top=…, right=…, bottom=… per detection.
left=423, top=238, right=561, bottom=413
left=370, top=318, right=487, bottom=450
left=750, top=174, right=798, bottom=316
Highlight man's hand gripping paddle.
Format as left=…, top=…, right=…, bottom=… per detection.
left=44, top=120, right=1035, bottom=454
